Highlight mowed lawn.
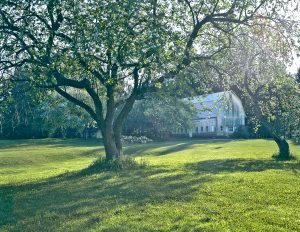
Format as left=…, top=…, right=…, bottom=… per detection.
left=1, top=139, right=300, bottom=231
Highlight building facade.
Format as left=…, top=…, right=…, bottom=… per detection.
left=176, top=91, right=246, bottom=137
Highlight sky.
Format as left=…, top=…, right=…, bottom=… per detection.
left=286, top=1, right=300, bottom=74
left=288, top=55, right=300, bottom=74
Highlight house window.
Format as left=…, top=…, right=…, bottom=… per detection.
left=220, top=126, right=223, bottom=131
left=196, top=127, right=199, bottom=133
left=206, top=126, right=209, bottom=132
left=201, top=126, right=203, bottom=132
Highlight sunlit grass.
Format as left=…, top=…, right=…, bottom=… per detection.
left=0, top=139, right=103, bottom=185
left=1, top=138, right=300, bottom=231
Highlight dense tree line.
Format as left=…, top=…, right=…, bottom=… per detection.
left=0, top=81, right=94, bottom=139
left=0, top=80, right=196, bottom=140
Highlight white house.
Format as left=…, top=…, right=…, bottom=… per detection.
left=176, top=91, right=246, bottom=137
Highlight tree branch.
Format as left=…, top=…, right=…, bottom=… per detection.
left=55, top=87, right=98, bottom=122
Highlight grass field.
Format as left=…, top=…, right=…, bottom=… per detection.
left=1, top=139, right=300, bottom=231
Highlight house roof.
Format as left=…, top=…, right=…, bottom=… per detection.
left=191, top=91, right=228, bottom=103
left=187, top=91, right=233, bottom=119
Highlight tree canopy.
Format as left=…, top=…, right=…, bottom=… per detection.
left=0, top=0, right=291, bottom=159
left=206, top=23, right=300, bottom=159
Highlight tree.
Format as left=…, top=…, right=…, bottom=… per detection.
left=0, top=0, right=284, bottom=159
left=0, top=76, right=93, bottom=139
left=125, top=92, right=195, bottom=139
left=210, top=25, right=300, bottom=159
left=41, top=94, right=94, bottom=138
left=0, top=80, right=48, bottom=138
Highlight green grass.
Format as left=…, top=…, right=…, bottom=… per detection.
left=1, top=139, right=300, bottom=231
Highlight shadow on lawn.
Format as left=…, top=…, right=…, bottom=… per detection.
left=147, top=142, right=195, bottom=156
left=0, top=164, right=212, bottom=230
left=2, top=138, right=296, bottom=230
left=124, top=141, right=194, bottom=157
left=2, top=157, right=300, bottom=230
left=186, top=158, right=300, bottom=174
left=124, top=139, right=234, bottom=157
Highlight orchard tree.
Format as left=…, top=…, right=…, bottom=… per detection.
left=211, top=25, right=300, bottom=159
left=0, top=0, right=286, bottom=160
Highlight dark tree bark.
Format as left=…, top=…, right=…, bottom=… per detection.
left=102, top=125, right=121, bottom=160
left=273, top=136, right=290, bottom=160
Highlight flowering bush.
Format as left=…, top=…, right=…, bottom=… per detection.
left=121, top=135, right=153, bottom=145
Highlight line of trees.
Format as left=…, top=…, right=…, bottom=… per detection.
left=0, top=81, right=94, bottom=139
left=0, top=80, right=196, bottom=140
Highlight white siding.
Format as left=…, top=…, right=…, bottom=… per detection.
left=177, top=91, right=246, bottom=137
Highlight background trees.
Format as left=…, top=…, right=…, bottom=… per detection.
left=0, top=80, right=93, bottom=139
left=0, top=81, right=47, bottom=138
left=41, top=94, right=94, bottom=138
left=125, top=93, right=195, bottom=139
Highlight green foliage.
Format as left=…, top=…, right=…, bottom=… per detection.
left=0, top=81, right=48, bottom=138
left=41, top=94, right=94, bottom=138
left=230, top=125, right=251, bottom=139
left=0, top=80, right=94, bottom=139
left=125, top=93, right=196, bottom=139
left=83, top=156, right=148, bottom=174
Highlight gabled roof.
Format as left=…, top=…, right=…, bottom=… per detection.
left=187, top=91, right=234, bottom=119
left=190, top=91, right=228, bottom=103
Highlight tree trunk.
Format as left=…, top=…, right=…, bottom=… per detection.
left=273, top=136, right=290, bottom=160
left=102, top=125, right=122, bottom=160
left=114, top=124, right=123, bottom=157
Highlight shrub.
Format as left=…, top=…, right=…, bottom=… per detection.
left=272, top=152, right=296, bottom=161
left=121, top=135, right=153, bottom=145
left=231, top=125, right=250, bottom=139
left=82, top=156, right=148, bottom=174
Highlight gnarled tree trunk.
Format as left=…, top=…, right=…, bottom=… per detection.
left=99, top=94, right=135, bottom=160
left=273, top=136, right=290, bottom=160
left=102, top=125, right=122, bottom=160
left=101, top=69, right=138, bottom=160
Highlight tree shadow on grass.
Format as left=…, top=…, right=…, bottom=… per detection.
left=147, top=142, right=195, bottom=156
left=124, top=139, right=234, bottom=157
left=185, top=158, right=300, bottom=174
left=2, top=156, right=300, bottom=230
left=0, top=164, right=212, bottom=231
left=124, top=141, right=194, bottom=157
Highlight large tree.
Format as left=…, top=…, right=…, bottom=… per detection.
left=209, top=24, right=300, bottom=159
left=0, top=0, right=285, bottom=159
